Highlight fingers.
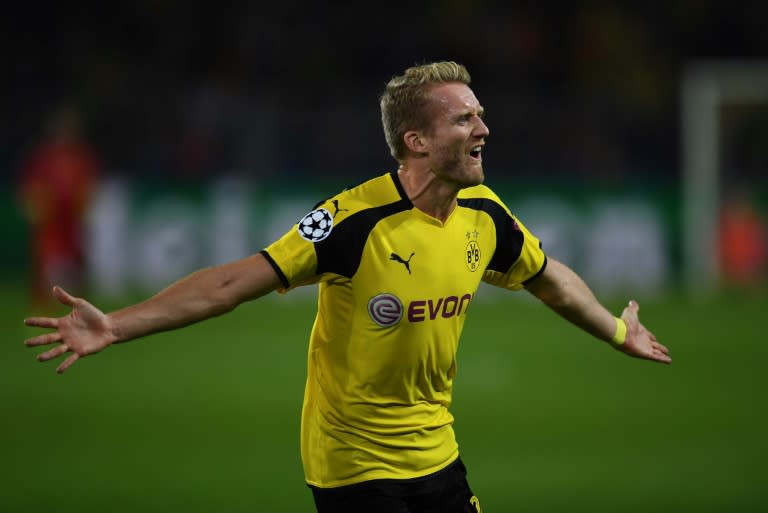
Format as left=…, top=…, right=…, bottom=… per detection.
left=24, top=316, right=62, bottom=348
left=38, top=344, right=70, bottom=362
left=643, top=333, right=671, bottom=363
left=637, top=317, right=671, bottom=363
left=24, top=316, right=59, bottom=329
left=24, top=331, right=63, bottom=347
left=31, top=341, right=84, bottom=373
left=30, top=340, right=84, bottom=373
left=651, top=346, right=672, bottom=364
left=56, top=353, right=79, bottom=374
left=653, top=340, right=670, bottom=356
left=25, top=287, right=85, bottom=374
left=621, top=320, right=672, bottom=364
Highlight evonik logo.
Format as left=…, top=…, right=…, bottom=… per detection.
left=407, top=293, right=474, bottom=322
left=368, top=293, right=474, bottom=327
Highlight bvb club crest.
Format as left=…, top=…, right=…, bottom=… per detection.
left=465, top=230, right=481, bottom=272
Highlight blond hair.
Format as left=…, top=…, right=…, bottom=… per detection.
left=380, top=61, right=471, bottom=161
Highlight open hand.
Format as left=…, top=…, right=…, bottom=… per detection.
left=618, top=300, right=671, bottom=364
left=24, top=286, right=116, bottom=373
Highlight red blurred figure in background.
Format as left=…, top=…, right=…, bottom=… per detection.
left=718, top=188, right=768, bottom=289
left=17, top=105, right=101, bottom=310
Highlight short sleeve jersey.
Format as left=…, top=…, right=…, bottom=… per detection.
left=262, top=171, right=546, bottom=488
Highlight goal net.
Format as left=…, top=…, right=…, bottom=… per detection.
left=681, top=60, right=768, bottom=296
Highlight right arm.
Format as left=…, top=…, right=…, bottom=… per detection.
left=525, top=257, right=670, bottom=364
left=24, top=252, right=282, bottom=373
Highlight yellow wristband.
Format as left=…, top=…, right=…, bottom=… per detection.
left=612, top=317, right=627, bottom=345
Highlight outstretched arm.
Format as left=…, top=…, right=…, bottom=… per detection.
left=524, top=258, right=671, bottom=364
left=24, top=252, right=282, bottom=373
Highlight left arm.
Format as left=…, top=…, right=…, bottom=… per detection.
left=524, top=258, right=671, bottom=364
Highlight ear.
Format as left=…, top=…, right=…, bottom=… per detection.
left=403, top=131, right=428, bottom=154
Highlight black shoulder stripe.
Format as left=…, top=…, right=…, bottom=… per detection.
left=310, top=174, right=394, bottom=211
left=457, top=197, right=525, bottom=273
left=315, top=198, right=412, bottom=277
left=389, top=170, right=408, bottom=199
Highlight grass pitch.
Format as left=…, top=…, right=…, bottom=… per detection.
left=3, top=284, right=767, bottom=512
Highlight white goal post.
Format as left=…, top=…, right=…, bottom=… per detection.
left=681, top=60, right=768, bottom=297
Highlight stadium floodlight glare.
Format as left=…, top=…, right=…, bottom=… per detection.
left=681, top=60, right=768, bottom=297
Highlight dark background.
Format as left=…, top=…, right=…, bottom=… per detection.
left=3, top=1, right=768, bottom=186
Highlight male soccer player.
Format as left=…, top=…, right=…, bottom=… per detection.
left=24, top=61, right=671, bottom=513
left=17, top=105, right=101, bottom=310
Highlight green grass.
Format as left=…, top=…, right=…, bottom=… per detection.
left=3, top=284, right=767, bottom=512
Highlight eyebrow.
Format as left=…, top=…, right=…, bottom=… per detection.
left=456, top=106, right=484, bottom=120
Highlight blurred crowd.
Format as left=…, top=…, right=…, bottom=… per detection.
left=4, top=1, right=768, bottom=304
left=3, top=1, right=768, bottom=185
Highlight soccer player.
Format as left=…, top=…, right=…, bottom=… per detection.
left=17, top=105, right=101, bottom=311
left=24, top=61, right=671, bottom=513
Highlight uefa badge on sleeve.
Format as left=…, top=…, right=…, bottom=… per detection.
left=297, top=208, right=334, bottom=242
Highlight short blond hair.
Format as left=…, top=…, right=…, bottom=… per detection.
left=379, top=61, right=471, bottom=161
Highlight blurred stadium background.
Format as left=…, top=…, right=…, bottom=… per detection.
left=2, top=2, right=767, bottom=512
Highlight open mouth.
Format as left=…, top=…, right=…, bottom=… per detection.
left=469, top=146, right=482, bottom=160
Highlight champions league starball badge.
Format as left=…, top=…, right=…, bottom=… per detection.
left=297, top=208, right=334, bottom=242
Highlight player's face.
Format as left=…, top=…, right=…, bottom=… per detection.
left=422, top=82, right=489, bottom=188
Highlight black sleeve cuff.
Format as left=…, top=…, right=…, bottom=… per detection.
left=522, top=255, right=548, bottom=286
left=260, top=250, right=290, bottom=289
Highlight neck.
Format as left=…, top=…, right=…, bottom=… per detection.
left=397, top=165, right=458, bottom=222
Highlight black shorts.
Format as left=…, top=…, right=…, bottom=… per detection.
left=309, top=457, right=481, bottom=513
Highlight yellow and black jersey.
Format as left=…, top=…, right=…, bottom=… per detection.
left=262, top=171, right=546, bottom=488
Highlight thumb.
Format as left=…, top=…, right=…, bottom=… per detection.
left=52, top=285, right=77, bottom=307
left=622, top=299, right=639, bottom=318
left=621, top=300, right=640, bottom=334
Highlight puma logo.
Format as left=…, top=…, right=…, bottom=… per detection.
left=390, top=252, right=415, bottom=274
left=331, top=199, right=349, bottom=217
